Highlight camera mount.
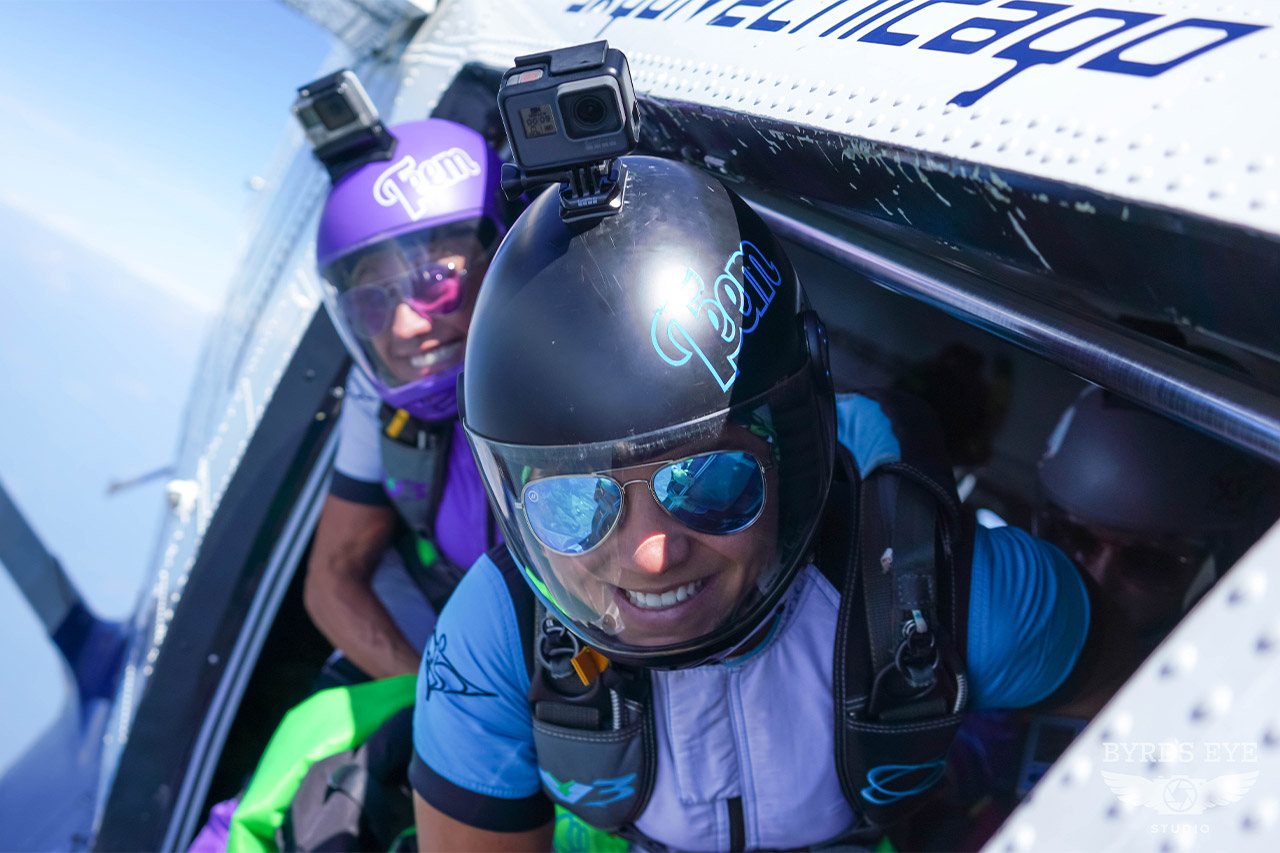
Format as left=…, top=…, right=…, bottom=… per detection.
left=500, top=159, right=628, bottom=222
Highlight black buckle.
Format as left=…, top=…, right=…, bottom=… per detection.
left=868, top=617, right=947, bottom=718
left=536, top=616, right=581, bottom=677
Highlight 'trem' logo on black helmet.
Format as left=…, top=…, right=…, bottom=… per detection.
left=651, top=241, right=782, bottom=392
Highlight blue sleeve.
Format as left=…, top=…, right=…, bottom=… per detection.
left=966, top=526, right=1090, bottom=708
left=835, top=393, right=901, bottom=477
left=835, top=393, right=1089, bottom=706
left=411, top=554, right=550, bottom=829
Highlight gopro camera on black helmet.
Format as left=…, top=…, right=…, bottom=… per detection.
left=293, top=70, right=396, bottom=182
left=497, top=40, right=640, bottom=221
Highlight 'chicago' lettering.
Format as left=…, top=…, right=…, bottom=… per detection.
left=564, top=0, right=1267, bottom=105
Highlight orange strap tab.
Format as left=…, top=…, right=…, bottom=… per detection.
left=571, top=648, right=611, bottom=686
left=385, top=408, right=411, bottom=439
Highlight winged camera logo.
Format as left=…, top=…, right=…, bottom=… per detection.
left=1101, top=770, right=1259, bottom=816
left=1101, top=739, right=1260, bottom=833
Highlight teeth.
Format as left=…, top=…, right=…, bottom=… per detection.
left=625, top=580, right=703, bottom=609
left=409, top=343, right=461, bottom=370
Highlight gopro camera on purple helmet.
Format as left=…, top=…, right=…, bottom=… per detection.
left=497, top=40, right=641, bottom=221
left=295, top=68, right=513, bottom=421
left=292, top=70, right=396, bottom=182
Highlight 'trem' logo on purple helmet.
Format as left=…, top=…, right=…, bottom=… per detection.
left=651, top=240, right=781, bottom=392
left=372, top=148, right=484, bottom=221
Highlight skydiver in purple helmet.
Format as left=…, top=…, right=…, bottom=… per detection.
left=296, top=72, right=519, bottom=681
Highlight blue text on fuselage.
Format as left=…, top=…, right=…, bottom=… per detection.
left=564, top=0, right=1267, bottom=106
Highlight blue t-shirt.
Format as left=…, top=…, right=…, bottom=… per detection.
left=410, top=394, right=1089, bottom=849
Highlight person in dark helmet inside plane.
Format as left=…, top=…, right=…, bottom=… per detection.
left=406, top=151, right=1092, bottom=851
left=303, top=115, right=519, bottom=682
left=1034, top=385, right=1279, bottom=716
left=895, top=388, right=1280, bottom=853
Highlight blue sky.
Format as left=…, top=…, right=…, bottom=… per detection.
left=0, top=0, right=338, bottom=775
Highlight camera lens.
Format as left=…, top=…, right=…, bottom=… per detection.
left=314, top=92, right=358, bottom=131
left=573, top=96, right=607, bottom=128
left=559, top=87, right=622, bottom=139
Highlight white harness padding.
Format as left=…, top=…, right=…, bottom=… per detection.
left=635, top=564, right=856, bottom=851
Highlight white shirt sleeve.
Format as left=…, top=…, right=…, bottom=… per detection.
left=333, top=367, right=385, bottom=485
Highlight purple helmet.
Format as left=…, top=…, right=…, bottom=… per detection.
left=316, top=119, right=511, bottom=420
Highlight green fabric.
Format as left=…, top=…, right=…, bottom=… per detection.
left=415, top=536, right=439, bottom=568
left=521, top=563, right=566, bottom=612
left=873, top=835, right=896, bottom=852
left=226, top=674, right=417, bottom=853
left=553, top=806, right=629, bottom=852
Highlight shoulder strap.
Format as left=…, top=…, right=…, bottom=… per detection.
left=381, top=410, right=470, bottom=608
left=377, top=404, right=455, bottom=540
left=830, top=390, right=973, bottom=829
left=486, top=543, right=536, bottom=681
left=852, top=388, right=971, bottom=656
left=490, top=548, right=659, bottom=838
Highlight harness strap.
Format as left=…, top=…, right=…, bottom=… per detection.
left=832, top=391, right=970, bottom=830
left=377, top=404, right=454, bottom=537
left=860, top=474, right=898, bottom=679
left=378, top=405, right=469, bottom=607
left=490, top=544, right=661, bottom=841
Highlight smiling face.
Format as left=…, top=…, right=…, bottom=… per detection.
left=350, top=233, right=490, bottom=386
left=532, top=432, right=781, bottom=648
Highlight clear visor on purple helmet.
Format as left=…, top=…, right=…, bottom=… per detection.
left=314, top=118, right=512, bottom=420
left=321, top=217, right=500, bottom=413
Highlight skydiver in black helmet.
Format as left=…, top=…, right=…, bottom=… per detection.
left=1035, top=386, right=1279, bottom=717
left=407, top=51, right=1093, bottom=851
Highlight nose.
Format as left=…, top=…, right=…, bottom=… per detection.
left=390, top=300, right=432, bottom=339
left=616, top=483, right=690, bottom=575
left=1082, top=540, right=1119, bottom=584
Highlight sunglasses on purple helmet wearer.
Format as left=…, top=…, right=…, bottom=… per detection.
left=338, top=259, right=469, bottom=339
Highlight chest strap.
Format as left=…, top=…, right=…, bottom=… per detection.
left=489, top=546, right=661, bottom=842
left=378, top=406, right=482, bottom=608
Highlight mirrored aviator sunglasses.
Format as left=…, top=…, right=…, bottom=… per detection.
left=519, top=451, right=770, bottom=556
left=338, top=261, right=468, bottom=339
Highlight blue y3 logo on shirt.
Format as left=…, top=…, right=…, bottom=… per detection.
left=861, top=760, right=946, bottom=805
left=540, top=769, right=636, bottom=807
left=651, top=240, right=781, bottom=392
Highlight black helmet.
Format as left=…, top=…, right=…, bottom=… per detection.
left=1036, top=387, right=1278, bottom=630
left=462, top=156, right=834, bottom=668
left=1039, top=387, right=1265, bottom=539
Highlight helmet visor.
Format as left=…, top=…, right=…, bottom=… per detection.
left=465, top=365, right=832, bottom=666
left=321, top=218, right=499, bottom=390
